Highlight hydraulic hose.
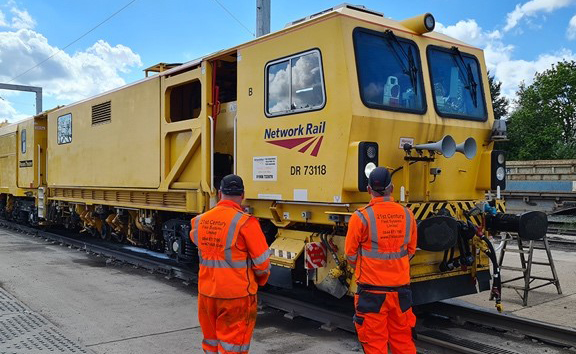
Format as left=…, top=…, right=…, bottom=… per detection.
left=481, top=235, right=503, bottom=312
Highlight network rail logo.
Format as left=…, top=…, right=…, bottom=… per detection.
left=264, top=121, right=326, bottom=157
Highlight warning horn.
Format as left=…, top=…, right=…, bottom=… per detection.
left=414, top=135, right=456, bottom=158
left=456, top=137, right=477, bottom=159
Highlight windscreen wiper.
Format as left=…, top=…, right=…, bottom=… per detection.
left=450, top=46, right=478, bottom=107
left=384, top=30, right=419, bottom=95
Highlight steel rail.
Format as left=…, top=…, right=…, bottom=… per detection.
left=0, top=220, right=556, bottom=353
left=422, top=299, right=576, bottom=348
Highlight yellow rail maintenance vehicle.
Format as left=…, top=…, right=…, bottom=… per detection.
left=0, top=4, right=549, bottom=309
left=0, top=112, right=47, bottom=224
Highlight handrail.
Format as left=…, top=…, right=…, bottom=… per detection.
left=233, top=114, right=238, bottom=174
left=208, top=115, right=215, bottom=194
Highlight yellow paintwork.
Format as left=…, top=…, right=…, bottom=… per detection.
left=269, top=229, right=310, bottom=268
left=0, top=114, right=47, bottom=197
left=1, top=6, right=502, bottom=298
left=47, top=78, right=162, bottom=189
left=235, top=8, right=493, bottom=227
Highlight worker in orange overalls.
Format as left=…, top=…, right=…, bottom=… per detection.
left=190, top=174, right=271, bottom=354
left=345, top=167, right=418, bottom=354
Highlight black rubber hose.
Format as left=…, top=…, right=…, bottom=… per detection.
left=481, top=235, right=502, bottom=305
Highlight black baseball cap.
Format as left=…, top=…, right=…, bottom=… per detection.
left=220, top=174, right=244, bottom=196
left=368, top=167, right=392, bottom=192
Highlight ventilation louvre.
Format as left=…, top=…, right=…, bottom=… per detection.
left=92, top=101, right=111, bottom=125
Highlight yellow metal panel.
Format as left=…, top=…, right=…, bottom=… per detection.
left=237, top=17, right=352, bottom=205
left=17, top=119, right=35, bottom=188
left=269, top=229, right=309, bottom=268
left=0, top=128, right=17, bottom=194
left=47, top=78, right=161, bottom=189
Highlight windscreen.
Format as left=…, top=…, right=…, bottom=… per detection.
left=354, top=28, right=426, bottom=113
left=428, top=46, right=487, bottom=121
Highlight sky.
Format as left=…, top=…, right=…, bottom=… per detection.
left=1, top=0, right=575, bottom=122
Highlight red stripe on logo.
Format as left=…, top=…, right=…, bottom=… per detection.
left=266, top=137, right=314, bottom=149
left=310, top=136, right=324, bottom=157
left=298, top=137, right=318, bottom=153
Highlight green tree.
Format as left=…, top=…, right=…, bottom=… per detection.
left=505, top=60, right=576, bottom=160
left=488, top=72, right=509, bottom=120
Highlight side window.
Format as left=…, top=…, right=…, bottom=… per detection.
left=21, top=129, right=26, bottom=153
left=167, top=80, right=202, bottom=122
left=266, top=49, right=326, bottom=117
left=57, top=113, right=72, bottom=145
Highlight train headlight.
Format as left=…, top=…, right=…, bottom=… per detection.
left=358, top=142, right=378, bottom=191
left=364, top=162, right=377, bottom=178
left=491, top=150, right=506, bottom=190
left=424, top=13, right=435, bottom=31
left=496, top=167, right=505, bottom=181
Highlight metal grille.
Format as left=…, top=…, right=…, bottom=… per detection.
left=0, top=288, right=90, bottom=354
left=419, top=330, right=521, bottom=354
left=91, top=101, right=111, bottom=125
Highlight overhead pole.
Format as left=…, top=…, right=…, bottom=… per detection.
left=0, top=83, right=43, bottom=115
left=256, top=0, right=270, bottom=37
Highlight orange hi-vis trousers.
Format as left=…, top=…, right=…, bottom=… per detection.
left=198, top=294, right=258, bottom=354
left=353, top=289, right=416, bottom=354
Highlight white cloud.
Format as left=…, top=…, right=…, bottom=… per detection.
left=0, top=97, right=28, bottom=122
left=436, top=18, right=576, bottom=100
left=0, top=29, right=143, bottom=103
left=9, top=6, right=34, bottom=29
left=0, top=10, right=8, bottom=27
left=504, top=0, right=575, bottom=32
left=494, top=49, right=576, bottom=98
left=436, top=20, right=501, bottom=47
left=567, top=14, right=576, bottom=39
left=0, top=3, right=143, bottom=122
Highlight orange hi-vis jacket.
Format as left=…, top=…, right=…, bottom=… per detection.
left=190, top=200, right=271, bottom=299
left=345, top=196, right=418, bottom=287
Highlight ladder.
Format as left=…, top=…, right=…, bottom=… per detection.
left=497, top=233, right=562, bottom=306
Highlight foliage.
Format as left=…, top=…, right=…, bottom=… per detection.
left=504, top=60, right=576, bottom=160
left=488, top=72, right=509, bottom=120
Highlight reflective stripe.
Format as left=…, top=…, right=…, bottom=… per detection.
left=192, top=216, right=201, bottom=245
left=355, top=210, right=368, bottom=227
left=403, top=207, right=411, bottom=246
left=252, top=249, right=271, bottom=266
left=197, top=211, right=250, bottom=269
left=203, top=339, right=218, bottom=347
left=361, top=248, right=408, bottom=260
left=224, top=212, right=244, bottom=262
left=204, top=351, right=217, bottom=354
left=199, top=258, right=248, bottom=268
left=347, top=254, right=357, bottom=263
left=361, top=205, right=411, bottom=260
left=365, top=207, right=379, bottom=252
left=220, top=341, right=250, bottom=352
left=254, top=269, right=270, bottom=276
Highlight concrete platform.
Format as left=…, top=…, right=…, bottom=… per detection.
left=0, top=229, right=361, bottom=354
left=461, top=242, right=576, bottom=329
left=0, top=287, right=91, bottom=354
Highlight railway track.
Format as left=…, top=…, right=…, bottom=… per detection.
left=547, top=227, right=576, bottom=237
left=1, top=220, right=575, bottom=353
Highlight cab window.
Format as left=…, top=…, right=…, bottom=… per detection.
left=354, top=27, right=426, bottom=113
left=266, top=49, right=326, bottom=117
left=21, top=129, right=26, bottom=153
left=57, top=113, right=72, bottom=145
left=427, top=46, right=487, bottom=121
